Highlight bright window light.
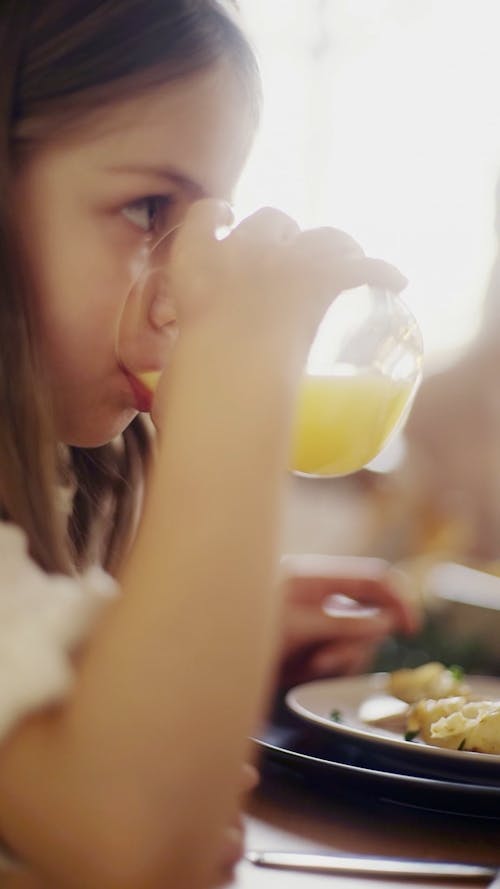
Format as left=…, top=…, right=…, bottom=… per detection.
left=236, top=0, right=500, bottom=367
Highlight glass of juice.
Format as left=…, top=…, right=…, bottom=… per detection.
left=290, top=285, right=423, bottom=477
left=116, top=222, right=423, bottom=476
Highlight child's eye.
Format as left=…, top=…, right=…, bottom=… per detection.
left=122, top=196, right=171, bottom=233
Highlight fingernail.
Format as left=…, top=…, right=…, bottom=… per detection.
left=323, top=600, right=381, bottom=619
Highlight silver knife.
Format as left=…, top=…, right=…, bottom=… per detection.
left=246, top=850, right=497, bottom=880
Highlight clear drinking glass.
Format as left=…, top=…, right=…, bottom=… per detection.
left=116, top=226, right=423, bottom=475
left=290, top=285, right=423, bottom=477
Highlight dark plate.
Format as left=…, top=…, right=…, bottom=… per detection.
left=252, top=699, right=500, bottom=821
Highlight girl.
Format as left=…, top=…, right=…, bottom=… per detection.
left=0, top=2, right=415, bottom=887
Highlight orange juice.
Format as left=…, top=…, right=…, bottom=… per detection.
left=137, top=370, right=162, bottom=393
left=291, top=370, right=413, bottom=476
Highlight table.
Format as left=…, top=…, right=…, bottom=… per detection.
left=232, top=767, right=500, bottom=888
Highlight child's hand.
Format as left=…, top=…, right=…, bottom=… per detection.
left=277, top=554, right=420, bottom=688
left=150, top=199, right=406, bottom=429
left=162, top=199, right=406, bottom=363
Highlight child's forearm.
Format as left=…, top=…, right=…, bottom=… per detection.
left=113, top=324, right=293, bottom=745
left=0, top=323, right=296, bottom=889
left=109, top=327, right=293, bottom=769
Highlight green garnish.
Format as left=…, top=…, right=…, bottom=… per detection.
left=458, top=738, right=466, bottom=750
left=404, top=730, right=419, bottom=742
left=448, top=664, right=464, bottom=680
left=329, top=709, right=343, bottom=723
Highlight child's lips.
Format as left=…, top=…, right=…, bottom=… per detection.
left=123, top=369, right=154, bottom=413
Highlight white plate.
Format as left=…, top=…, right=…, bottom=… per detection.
left=286, top=673, right=500, bottom=771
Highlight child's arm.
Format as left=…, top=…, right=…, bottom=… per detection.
left=0, top=202, right=405, bottom=889
left=0, top=319, right=290, bottom=889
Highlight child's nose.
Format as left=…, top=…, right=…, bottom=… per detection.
left=146, top=225, right=181, bottom=331
left=149, top=286, right=176, bottom=330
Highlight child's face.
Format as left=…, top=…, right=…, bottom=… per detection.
left=14, top=59, right=254, bottom=446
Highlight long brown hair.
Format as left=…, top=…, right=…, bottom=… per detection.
left=0, top=0, right=260, bottom=574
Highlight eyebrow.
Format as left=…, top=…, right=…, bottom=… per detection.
left=106, top=164, right=209, bottom=198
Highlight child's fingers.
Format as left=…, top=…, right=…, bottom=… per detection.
left=284, top=605, right=393, bottom=651
left=284, top=573, right=398, bottom=613
left=293, top=227, right=407, bottom=294
left=348, top=256, right=409, bottom=294
left=284, top=574, right=387, bottom=607
left=180, top=197, right=234, bottom=241
left=230, top=205, right=301, bottom=246
left=296, top=225, right=365, bottom=261
left=308, top=640, right=379, bottom=678
left=319, top=577, right=418, bottom=636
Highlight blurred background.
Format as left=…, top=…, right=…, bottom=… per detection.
left=235, top=0, right=500, bottom=673
left=236, top=0, right=500, bottom=369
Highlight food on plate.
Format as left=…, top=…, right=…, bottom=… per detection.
left=386, top=662, right=500, bottom=753
left=387, top=661, right=469, bottom=704
left=406, top=695, right=500, bottom=753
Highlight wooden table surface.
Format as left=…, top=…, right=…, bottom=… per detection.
left=232, top=766, right=500, bottom=889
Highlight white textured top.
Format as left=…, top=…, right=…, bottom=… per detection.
left=0, top=521, right=117, bottom=869
left=0, top=521, right=117, bottom=740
